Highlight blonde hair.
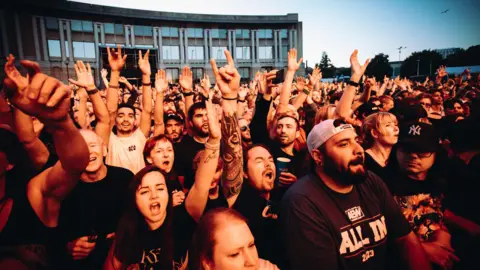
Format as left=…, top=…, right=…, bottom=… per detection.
left=315, top=105, right=336, bottom=124
left=361, top=112, right=398, bottom=149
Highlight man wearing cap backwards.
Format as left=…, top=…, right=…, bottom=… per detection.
left=164, top=112, right=185, bottom=143
left=387, top=121, right=459, bottom=270
left=281, top=118, right=430, bottom=270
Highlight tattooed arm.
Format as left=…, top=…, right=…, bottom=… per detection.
left=185, top=96, right=221, bottom=222
left=209, top=50, right=243, bottom=206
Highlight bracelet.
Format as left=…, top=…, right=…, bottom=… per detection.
left=302, top=89, right=311, bottom=95
left=222, top=96, right=238, bottom=101
left=142, top=82, right=151, bottom=86
left=86, top=88, right=99, bottom=95
left=109, top=84, right=120, bottom=89
left=183, top=91, right=194, bottom=97
left=205, top=141, right=220, bottom=151
left=347, top=80, right=360, bottom=87
left=202, top=94, right=210, bottom=101
left=238, top=99, right=246, bottom=103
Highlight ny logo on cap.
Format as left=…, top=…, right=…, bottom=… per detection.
left=409, top=125, right=421, bottom=136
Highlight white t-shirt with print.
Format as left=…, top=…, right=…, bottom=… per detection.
left=106, top=128, right=146, bottom=174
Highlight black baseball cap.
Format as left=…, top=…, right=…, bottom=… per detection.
left=398, top=122, right=439, bottom=153
left=164, top=112, right=185, bottom=123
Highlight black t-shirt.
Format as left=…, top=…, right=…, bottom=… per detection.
left=385, top=171, right=446, bottom=241
left=233, top=182, right=282, bottom=265
left=56, top=165, right=133, bottom=270
left=173, top=135, right=205, bottom=189
left=280, top=171, right=411, bottom=270
left=204, top=191, right=229, bottom=213
left=364, top=153, right=395, bottom=185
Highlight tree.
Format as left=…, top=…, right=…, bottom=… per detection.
left=400, top=50, right=443, bottom=78
left=365, top=53, right=393, bottom=81
left=443, top=45, right=480, bottom=66
left=316, top=51, right=336, bottom=78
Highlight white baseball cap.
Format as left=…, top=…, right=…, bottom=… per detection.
left=307, top=119, right=355, bottom=154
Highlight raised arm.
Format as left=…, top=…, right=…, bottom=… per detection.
left=153, top=69, right=168, bottom=136
left=334, top=50, right=370, bottom=120
left=101, top=68, right=109, bottom=89
left=236, top=86, right=248, bottom=119
left=185, top=92, right=221, bottom=222
left=69, top=60, right=111, bottom=145
left=210, top=50, right=243, bottom=205
left=13, top=108, right=49, bottom=170
left=4, top=56, right=89, bottom=224
left=277, top=48, right=303, bottom=114
left=138, top=50, right=153, bottom=137
left=106, top=45, right=127, bottom=129
left=179, top=66, right=194, bottom=116
left=118, top=76, right=133, bottom=91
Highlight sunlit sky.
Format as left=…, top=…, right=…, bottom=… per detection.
left=73, top=0, right=480, bottom=67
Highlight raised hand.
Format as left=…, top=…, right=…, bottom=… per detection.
left=68, top=60, right=95, bottom=89
left=118, top=76, right=127, bottom=83
left=4, top=54, right=71, bottom=122
left=308, top=67, right=321, bottom=87
left=295, top=76, right=306, bottom=91
left=287, top=48, right=303, bottom=72
left=350, top=49, right=370, bottom=83
left=107, top=45, right=127, bottom=72
left=210, top=50, right=240, bottom=99
left=154, top=69, right=168, bottom=95
left=200, top=73, right=211, bottom=97
left=138, top=50, right=151, bottom=75
left=238, top=86, right=248, bottom=100
left=101, top=68, right=108, bottom=78
left=437, top=65, right=448, bottom=78
left=178, top=66, right=193, bottom=92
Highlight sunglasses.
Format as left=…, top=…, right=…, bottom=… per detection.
left=420, top=102, right=432, bottom=108
left=240, top=126, right=249, bottom=132
left=400, top=146, right=434, bottom=158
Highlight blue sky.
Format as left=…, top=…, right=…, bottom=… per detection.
left=73, top=0, right=480, bottom=67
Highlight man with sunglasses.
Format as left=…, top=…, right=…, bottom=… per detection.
left=238, top=118, right=253, bottom=149
left=389, top=121, right=459, bottom=269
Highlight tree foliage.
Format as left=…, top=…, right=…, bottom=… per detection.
left=400, top=50, right=443, bottom=77
left=365, top=53, right=392, bottom=81
left=316, top=51, right=336, bottom=78
left=443, top=45, right=480, bottom=66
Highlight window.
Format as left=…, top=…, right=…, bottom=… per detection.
left=211, top=29, right=227, bottom=39
left=235, top=29, right=250, bottom=39
left=187, top=28, right=203, bottom=38
left=281, top=45, right=288, bottom=60
left=166, top=68, right=179, bottom=81
left=134, top=25, right=153, bottom=36
left=258, top=29, right=273, bottom=39
left=104, top=23, right=115, bottom=34
left=114, top=24, right=124, bottom=35
left=65, top=41, right=69, bottom=57
left=47, top=40, right=61, bottom=57
left=236, top=47, right=250, bottom=60
left=280, top=29, right=288, bottom=39
left=161, top=27, right=179, bottom=37
left=71, top=20, right=93, bottom=32
left=45, top=18, right=59, bottom=30
left=192, top=68, right=203, bottom=81
left=258, top=46, right=273, bottom=59
left=238, top=67, right=249, bottom=79
left=162, top=46, right=180, bottom=60
left=212, top=47, right=227, bottom=60
left=188, top=46, right=204, bottom=60
left=72, top=42, right=96, bottom=58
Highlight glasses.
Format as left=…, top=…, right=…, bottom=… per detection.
left=240, top=126, right=249, bottom=132
left=400, top=147, right=434, bottom=158
left=420, top=102, right=432, bottom=108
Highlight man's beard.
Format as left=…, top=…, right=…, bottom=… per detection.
left=194, top=126, right=209, bottom=138
left=322, top=154, right=366, bottom=185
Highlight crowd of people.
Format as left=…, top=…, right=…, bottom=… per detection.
left=0, top=44, right=479, bottom=270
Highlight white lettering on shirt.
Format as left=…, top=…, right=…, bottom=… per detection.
left=339, top=215, right=387, bottom=255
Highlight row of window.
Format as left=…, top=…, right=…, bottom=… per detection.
left=164, top=67, right=250, bottom=81
left=48, top=39, right=287, bottom=60
left=44, top=18, right=290, bottom=39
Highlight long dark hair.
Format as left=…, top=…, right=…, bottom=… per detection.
left=113, top=166, right=174, bottom=267
left=188, top=208, right=248, bottom=270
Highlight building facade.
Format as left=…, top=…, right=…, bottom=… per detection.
left=0, top=0, right=303, bottom=85
left=434, top=48, right=461, bottom=59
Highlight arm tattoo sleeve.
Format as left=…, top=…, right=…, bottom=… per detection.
left=220, top=113, right=244, bottom=198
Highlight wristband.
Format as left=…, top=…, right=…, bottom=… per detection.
left=183, top=91, right=194, bottom=97
left=222, top=96, right=237, bottom=101
left=109, top=84, right=120, bottom=89
left=347, top=80, right=360, bottom=87
left=205, top=141, right=220, bottom=151
left=302, top=89, right=311, bottom=95
left=86, top=88, right=99, bottom=95
left=142, top=82, right=151, bottom=86
left=238, top=99, right=246, bottom=103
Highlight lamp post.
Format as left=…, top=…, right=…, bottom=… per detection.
left=417, top=59, right=420, bottom=76
left=397, top=46, right=407, bottom=61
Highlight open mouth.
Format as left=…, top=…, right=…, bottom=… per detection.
left=263, top=170, right=274, bottom=180
left=150, top=202, right=161, bottom=215
left=162, top=161, right=170, bottom=166
left=89, top=157, right=97, bottom=162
